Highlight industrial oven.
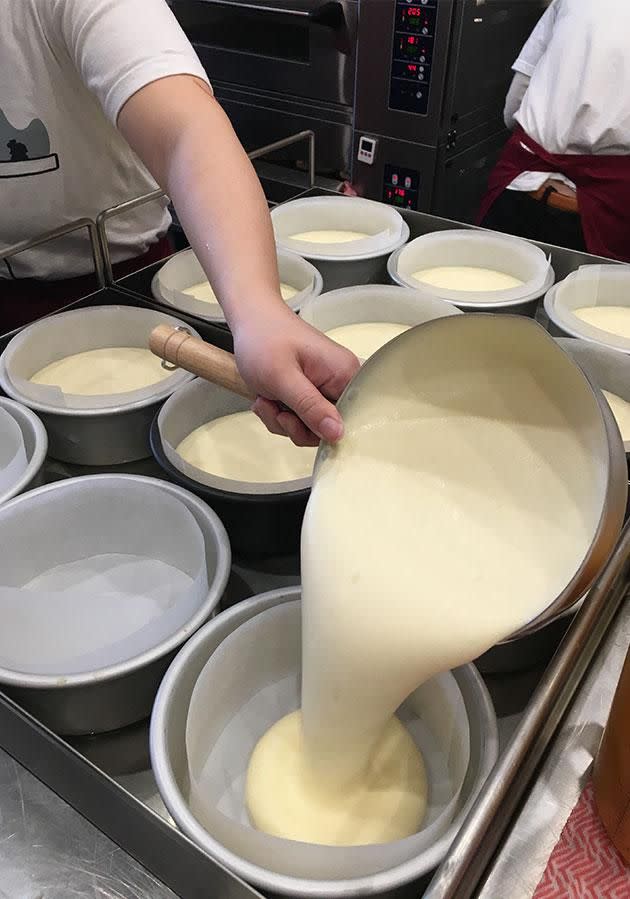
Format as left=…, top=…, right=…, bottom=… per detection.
left=168, top=0, right=547, bottom=222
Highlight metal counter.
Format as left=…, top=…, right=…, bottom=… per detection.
left=0, top=746, right=176, bottom=899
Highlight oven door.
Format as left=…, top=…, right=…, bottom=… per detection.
left=217, top=84, right=353, bottom=182
left=168, top=0, right=358, bottom=106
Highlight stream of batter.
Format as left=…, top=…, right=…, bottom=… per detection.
left=246, top=320, right=601, bottom=846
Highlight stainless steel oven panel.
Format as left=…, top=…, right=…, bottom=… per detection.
left=354, top=0, right=456, bottom=149
left=352, top=134, right=438, bottom=213
left=169, top=0, right=358, bottom=106
left=352, top=130, right=507, bottom=223
left=354, top=0, right=546, bottom=155
left=432, top=129, right=509, bottom=222
left=217, top=85, right=353, bottom=177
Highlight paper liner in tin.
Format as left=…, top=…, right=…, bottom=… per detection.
left=550, top=266, right=630, bottom=353
left=0, top=305, right=198, bottom=410
left=153, top=248, right=322, bottom=322
left=272, top=197, right=407, bottom=259
left=0, top=405, right=28, bottom=495
left=158, top=378, right=313, bottom=496
left=557, top=337, right=630, bottom=451
left=299, top=284, right=463, bottom=338
left=391, top=229, right=553, bottom=306
left=0, top=479, right=209, bottom=675
left=185, top=601, right=470, bottom=881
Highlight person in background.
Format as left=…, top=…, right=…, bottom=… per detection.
left=478, top=0, right=630, bottom=262
left=0, top=0, right=358, bottom=445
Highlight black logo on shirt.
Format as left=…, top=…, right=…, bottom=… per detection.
left=0, top=109, right=59, bottom=178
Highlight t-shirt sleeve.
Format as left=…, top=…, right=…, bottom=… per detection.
left=512, top=0, right=560, bottom=77
left=47, top=0, right=211, bottom=125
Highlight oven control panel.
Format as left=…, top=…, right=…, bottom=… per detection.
left=388, top=0, right=437, bottom=116
left=382, top=164, right=420, bottom=210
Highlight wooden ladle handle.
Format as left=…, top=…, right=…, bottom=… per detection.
left=149, top=324, right=254, bottom=400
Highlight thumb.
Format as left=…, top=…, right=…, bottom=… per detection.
left=281, top=369, right=344, bottom=443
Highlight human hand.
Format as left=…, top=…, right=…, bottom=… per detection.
left=232, top=305, right=360, bottom=446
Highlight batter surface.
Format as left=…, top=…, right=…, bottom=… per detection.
left=246, top=710, right=427, bottom=846
left=412, top=266, right=523, bottom=292
left=176, top=411, right=316, bottom=483
left=603, top=390, right=630, bottom=442
left=325, top=322, right=410, bottom=360
left=183, top=281, right=298, bottom=306
left=290, top=230, right=369, bottom=243
left=31, top=347, right=171, bottom=395
left=574, top=305, right=630, bottom=340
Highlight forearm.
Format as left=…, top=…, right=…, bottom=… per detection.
left=504, top=71, right=530, bottom=129
left=119, top=77, right=287, bottom=333
left=118, top=75, right=358, bottom=445
left=164, top=99, right=285, bottom=333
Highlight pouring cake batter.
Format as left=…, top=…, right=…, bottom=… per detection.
left=31, top=347, right=172, bottom=395
left=573, top=306, right=630, bottom=340
left=412, top=266, right=523, bottom=292
left=183, top=281, right=298, bottom=306
left=246, top=318, right=602, bottom=847
left=176, top=411, right=316, bottom=483
left=325, top=322, right=410, bottom=360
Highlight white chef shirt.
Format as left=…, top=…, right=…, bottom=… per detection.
left=0, top=0, right=210, bottom=280
left=507, top=0, right=630, bottom=193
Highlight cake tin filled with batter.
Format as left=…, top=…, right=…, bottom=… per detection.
left=272, top=196, right=409, bottom=290
left=0, top=305, right=199, bottom=465
left=544, top=264, right=630, bottom=353
left=152, top=247, right=323, bottom=324
left=388, top=230, right=553, bottom=317
left=151, top=377, right=315, bottom=556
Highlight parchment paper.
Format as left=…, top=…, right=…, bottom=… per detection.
left=184, top=601, right=470, bottom=881
left=0, top=479, right=209, bottom=675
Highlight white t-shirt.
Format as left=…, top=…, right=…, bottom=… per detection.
left=0, top=0, right=210, bottom=280
left=508, top=0, right=630, bottom=193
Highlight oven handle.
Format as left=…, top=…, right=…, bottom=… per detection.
left=196, top=1, right=345, bottom=29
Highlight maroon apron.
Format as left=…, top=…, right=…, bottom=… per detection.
left=477, top=126, right=630, bottom=263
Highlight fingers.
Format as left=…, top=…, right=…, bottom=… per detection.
left=298, top=339, right=360, bottom=404
left=315, top=354, right=361, bottom=404
left=234, top=312, right=359, bottom=445
left=251, top=397, right=286, bottom=436
left=276, top=410, right=320, bottom=447
left=280, top=369, right=344, bottom=444
left=252, top=397, right=319, bottom=446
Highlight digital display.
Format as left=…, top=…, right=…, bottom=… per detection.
left=389, top=0, right=436, bottom=115
left=392, top=59, right=430, bottom=81
left=402, top=35, right=416, bottom=55
left=398, top=7, right=431, bottom=32
left=382, top=165, right=420, bottom=211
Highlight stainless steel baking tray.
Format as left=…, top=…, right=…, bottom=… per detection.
left=0, top=216, right=627, bottom=898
